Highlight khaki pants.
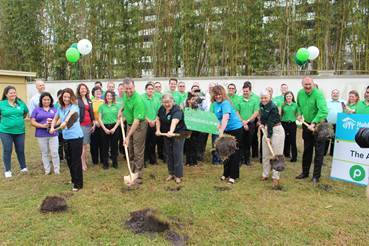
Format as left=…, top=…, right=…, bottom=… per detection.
left=127, top=121, right=147, bottom=178
left=262, top=125, right=285, bottom=180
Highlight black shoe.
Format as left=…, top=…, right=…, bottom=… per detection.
left=296, top=173, right=309, bottom=179
left=312, top=177, right=320, bottom=184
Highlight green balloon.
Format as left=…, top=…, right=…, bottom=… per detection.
left=70, top=43, right=78, bottom=49
left=66, top=47, right=80, bottom=63
left=294, top=54, right=307, bottom=66
left=296, top=48, right=309, bottom=62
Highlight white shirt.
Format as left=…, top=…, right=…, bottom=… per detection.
left=28, top=92, right=41, bottom=115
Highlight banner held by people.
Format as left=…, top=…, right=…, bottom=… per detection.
left=184, top=108, right=219, bottom=135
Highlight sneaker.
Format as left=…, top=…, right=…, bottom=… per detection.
left=72, top=188, right=79, bottom=192
left=20, top=168, right=28, bottom=173
left=4, top=171, right=12, bottom=178
left=228, top=178, right=235, bottom=184
left=45, top=171, right=51, bottom=175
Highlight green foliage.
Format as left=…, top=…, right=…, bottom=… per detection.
left=0, top=0, right=368, bottom=78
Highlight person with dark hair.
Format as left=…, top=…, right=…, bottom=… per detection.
left=355, top=86, right=369, bottom=114
left=212, top=85, right=243, bottom=184
left=227, top=83, right=241, bottom=109
left=184, top=92, right=202, bottom=166
left=142, top=83, right=161, bottom=166
left=50, top=88, right=84, bottom=191
left=92, top=81, right=105, bottom=99
left=156, top=93, right=186, bottom=184
left=346, top=90, right=360, bottom=113
left=281, top=91, right=298, bottom=162
left=168, top=78, right=182, bottom=105
left=30, top=92, right=60, bottom=175
left=76, top=83, right=95, bottom=171
left=273, top=83, right=289, bottom=108
left=116, top=82, right=126, bottom=155
left=55, top=89, right=67, bottom=161
left=98, top=90, right=121, bottom=169
left=90, top=86, right=104, bottom=165
left=237, top=83, right=259, bottom=166
left=296, top=77, right=328, bottom=184
left=123, top=78, right=147, bottom=182
left=0, top=86, right=29, bottom=178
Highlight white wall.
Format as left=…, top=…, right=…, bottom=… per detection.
left=26, top=76, right=369, bottom=102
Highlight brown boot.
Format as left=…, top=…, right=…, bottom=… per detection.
left=260, top=176, right=268, bottom=181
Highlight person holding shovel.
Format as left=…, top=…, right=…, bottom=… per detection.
left=123, top=78, right=147, bottom=184
left=156, top=93, right=186, bottom=184
left=259, top=90, right=285, bottom=188
left=296, top=77, right=328, bottom=184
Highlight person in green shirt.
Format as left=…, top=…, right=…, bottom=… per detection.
left=0, top=86, right=29, bottom=178
left=142, top=83, right=161, bottom=165
left=296, top=77, right=328, bottom=183
left=153, top=81, right=165, bottom=161
left=227, top=83, right=241, bottom=109
left=237, top=83, right=259, bottom=166
left=345, top=90, right=360, bottom=113
left=355, top=86, right=369, bottom=114
left=123, top=78, right=147, bottom=183
left=281, top=91, right=298, bottom=162
left=167, top=78, right=182, bottom=106
left=98, top=91, right=121, bottom=169
left=273, top=83, right=289, bottom=108
left=177, top=81, right=187, bottom=106
left=116, top=82, right=126, bottom=155
left=153, top=81, right=163, bottom=102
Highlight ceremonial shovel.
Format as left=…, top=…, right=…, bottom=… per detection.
left=260, top=128, right=285, bottom=172
left=121, top=118, right=139, bottom=186
left=53, top=111, right=79, bottom=131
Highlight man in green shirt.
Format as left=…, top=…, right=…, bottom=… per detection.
left=177, top=81, right=187, bottom=106
left=355, top=86, right=369, bottom=114
left=116, top=82, right=126, bottom=154
left=153, top=81, right=163, bottom=101
left=227, top=83, right=241, bottom=109
left=123, top=78, right=147, bottom=182
left=142, top=83, right=161, bottom=165
left=296, top=77, right=328, bottom=183
left=273, top=83, right=288, bottom=108
left=237, top=83, right=259, bottom=165
left=153, top=81, right=165, bottom=161
left=168, top=78, right=182, bottom=105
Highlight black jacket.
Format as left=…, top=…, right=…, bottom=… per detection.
left=77, top=97, right=95, bottom=123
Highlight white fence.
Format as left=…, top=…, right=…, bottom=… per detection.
left=26, top=76, right=369, bottom=102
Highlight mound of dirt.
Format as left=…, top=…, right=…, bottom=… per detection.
left=40, top=196, right=68, bottom=213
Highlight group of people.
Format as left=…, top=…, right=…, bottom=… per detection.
left=1, top=76, right=368, bottom=190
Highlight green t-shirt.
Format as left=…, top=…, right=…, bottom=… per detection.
left=142, top=93, right=161, bottom=121
left=228, top=94, right=241, bottom=109
left=355, top=100, right=369, bottom=114
left=0, top=99, right=29, bottom=134
left=281, top=102, right=298, bottom=122
left=237, top=96, right=259, bottom=120
left=178, top=92, right=187, bottom=105
left=116, top=94, right=125, bottom=110
left=347, top=102, right=358, bottom=112
left=154, top=92, right=162, bottom=102
left=123, top=91, right=146, bottom=124
left=297, top=88, right=328, bottom=123
left=169, top=91, right=182, bottom=105
left=98, top=103, right=120, bottom=125
left=250, top=92, right=260, bottom=102
left=273, top=95, right=284, bottom=107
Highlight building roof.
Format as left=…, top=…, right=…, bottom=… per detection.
left=0, top=70, right=36, bottom=77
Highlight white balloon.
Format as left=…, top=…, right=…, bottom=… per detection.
left=308, top=46, right=319, bottom=60
left=77, top=39, right=92, bottom=55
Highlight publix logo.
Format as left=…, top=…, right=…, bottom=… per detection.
left=349, top=165, right=366, bottom=181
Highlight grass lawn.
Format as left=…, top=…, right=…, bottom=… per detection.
left=0, top=124, right=368, bottom=245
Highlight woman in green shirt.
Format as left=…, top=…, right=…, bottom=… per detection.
left=98, top=91, right=120, bottom=169
left=281, top=91, right=298, bottom=162
left=0, top=86, right=29, bottom=178
left=345, top=90, right=360, bottom=114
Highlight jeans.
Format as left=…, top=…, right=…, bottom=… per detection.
left=37, top=136, right=60, bottom=174
left=0, top=133, right=26, bottom=172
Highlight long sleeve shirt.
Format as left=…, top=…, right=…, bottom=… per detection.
left=260, top=101, right=281, bottom=138
left=297, top=88, right=328, bottom=123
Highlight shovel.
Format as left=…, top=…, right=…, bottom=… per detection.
left=261, top=128, right=285, bottom=172
left=121, top=118, right=139, bottom=186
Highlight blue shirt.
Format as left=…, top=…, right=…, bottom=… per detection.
left=213, top=100, right=242, bottom=131
left=326, top=99, right=344, bottom=124
left=57, top=104, right=83, bottom=140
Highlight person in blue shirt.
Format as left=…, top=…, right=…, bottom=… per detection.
left=50, top=88, right=84, bottom=192
left=211, top=85, right=243, bottom=184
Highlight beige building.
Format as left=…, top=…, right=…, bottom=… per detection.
left=0, top=70, right=36, bottom=101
